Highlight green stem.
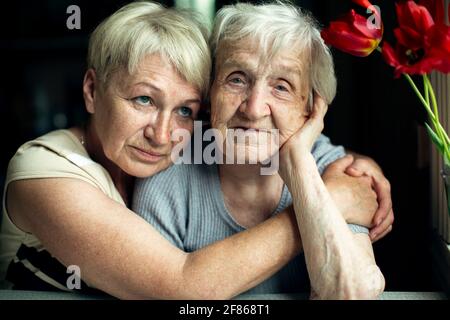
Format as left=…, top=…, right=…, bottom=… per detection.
left=403, top=74, right=450, bottom=163
left=403, top=74, right=436, bottom=120
left=375, top=49, right=450, bottom=163
left=424, top=76, right=450, bottom=162
left=424, top=77, right=450, bottom=144
left=423, top=75, right=430, bottom=107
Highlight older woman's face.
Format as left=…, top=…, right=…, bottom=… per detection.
left=210, top=41, right=311, bottom=164
left=90, top=54, right=201, bottom=177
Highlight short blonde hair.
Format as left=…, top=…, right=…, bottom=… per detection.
left=210, top=1, right=336, bottom=104
left=88, top=1, right=211, bottom=98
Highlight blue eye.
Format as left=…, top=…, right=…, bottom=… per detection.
left=230, top=78, right=243, bottom=84
left=134, top=96, right=153, bottom=106
left=229, top=77, right=246, bottom=86
left=275, top=85, right=288, bottom=92
left=177, top=106, right=192, bottom=118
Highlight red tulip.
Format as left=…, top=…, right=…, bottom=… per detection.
left=419, top=0, right=447, bottom=25
left=352, top=0, right=373, bottom=8
left=393, top=1, right=434, bottom=50
left=321, top=8, right=383, bottom=57
left=381, top=1, right=450, bottom=77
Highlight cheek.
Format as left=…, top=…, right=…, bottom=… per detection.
left=211, top=95, right=241, bottom=127
left=97, top=110, right=144, bottom=157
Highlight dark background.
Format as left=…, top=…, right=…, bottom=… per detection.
left=0, top=0, right=439, bottom=292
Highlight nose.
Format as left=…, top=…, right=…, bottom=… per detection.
left=239, top=84, right=271, bottom=120
left=144, top=111, right=172, bottom=146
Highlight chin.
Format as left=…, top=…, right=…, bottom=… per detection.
left=226, top=144, right=277, bottom=165
left=126, top=161, right=172, bottom=178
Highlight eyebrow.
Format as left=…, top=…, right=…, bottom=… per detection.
left=276, top=64, right=302, bottom=77
left=220, top=58, right=256, bottom=73
left=133, top=81, right=162, bottom=92
left=133, top=82, right=200, bottom=105
left=181, top=99, right=201, bottom=105
left=220, top=58, right=302, bottom=77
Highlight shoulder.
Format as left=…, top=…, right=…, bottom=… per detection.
left=6, top=129, right=120, bottom=199
left=8, top=129, right=87, bottom=176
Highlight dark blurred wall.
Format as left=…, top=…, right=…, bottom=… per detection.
left=0, top=0, right=438, bottom=292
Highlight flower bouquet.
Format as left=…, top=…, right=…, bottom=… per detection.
left=321, top=0, right=450, bottom=214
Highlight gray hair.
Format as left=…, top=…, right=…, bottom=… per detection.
left=210, top=1, right=336, bottom=104
left=87, top=1, right=211, bottom=98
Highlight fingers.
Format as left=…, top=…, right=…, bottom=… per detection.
left=345, top=166, right=364, bottom=177
left=308, top=95, right=328, bottom=127
left=326, top=154, right=355, bottom=172
left=288, top=94, right=328, bottom=151
left=371, top=176, right=392, bottom=226
left=371, top=223, right=393, bottom=243
left=347, top=158, right=382, bottom=177
left=370, top=208, right=394, bottom=242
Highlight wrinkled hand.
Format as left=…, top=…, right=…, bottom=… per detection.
left=345, top=156, right=394, bottom=242
left=275, top=95, right=328, bottom=182
left=277, top=94, right=328, bottom=155
left=322, top=155, right=378, bottom=228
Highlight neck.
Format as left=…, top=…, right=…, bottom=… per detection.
left=78, top=122, right=134, bottom=206
left=219, top=163, right=280, bottom=186
left=219, top=163, right=284, bottom=228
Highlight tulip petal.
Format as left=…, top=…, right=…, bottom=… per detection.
left=322, top=19, right=380, bottom=57
left=419, top=0, right=445, bottom=25
left=381, top=42, right=400, bottom=68
left=394, top=26, right=424, bottom=50
left=397, top=1, right=435, bottom=34
left=408, top=1, right=435, bottom=31
left=352, top=0, right=372, bottom=9
left=349, top=10, right=383, bottom=39
left=426, top=24, right=450, bottom=52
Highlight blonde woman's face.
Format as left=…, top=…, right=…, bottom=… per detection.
left=91, top=54, right=201, bottom=178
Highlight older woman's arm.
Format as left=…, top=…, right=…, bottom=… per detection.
left=7, top=178, right=301, bottom=300
left=278, top=98, right=385, bottom=300
left=281, top=152, right=385, bottom=299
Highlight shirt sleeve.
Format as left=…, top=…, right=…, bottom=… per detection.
left=132, top=165, right=188, bottom=250
left=311, top=134, right=347, bottom=174
left=348, top=223, right=369, bottom=234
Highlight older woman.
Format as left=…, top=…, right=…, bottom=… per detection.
left=134, top=2, right=386, bottom=299
left=1, top=1, right=389, bottom=299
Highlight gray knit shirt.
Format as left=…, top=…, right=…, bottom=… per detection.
left=132, top=134, right=369, bottom=294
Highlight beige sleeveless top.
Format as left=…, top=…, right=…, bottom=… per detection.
left=0, top=129, right=124, bottom=291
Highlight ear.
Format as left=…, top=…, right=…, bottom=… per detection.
left=83, top=69, right=98, bottom=114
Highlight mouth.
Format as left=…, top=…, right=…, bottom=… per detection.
left=130, top=146, right=167, bottom=162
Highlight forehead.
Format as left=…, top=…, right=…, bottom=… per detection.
left=215, top=39, right=307, bottom=77
left=110, top=54, right=200, bottom=98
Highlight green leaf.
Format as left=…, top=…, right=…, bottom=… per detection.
left=425, top=122, right=445, bottom=155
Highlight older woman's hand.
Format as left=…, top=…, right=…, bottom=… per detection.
left=275, top=94, right=328, bottom=180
